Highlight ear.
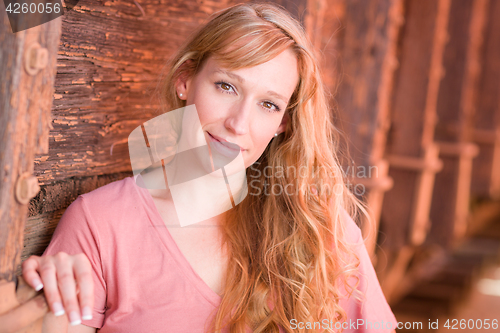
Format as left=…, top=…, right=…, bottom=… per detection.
left=276, top=112, right=289, bottom=134
left=175, top=60, right=194, bottom=100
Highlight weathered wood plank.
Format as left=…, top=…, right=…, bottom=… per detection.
left=470, top=0, right=500, bottom=199
left=378, top=0, right=451, bottom=300
left=0, top=0, right=62, bottom=329
left=334, top=0, right=399, bottom=167
left=380, top=0, right=450, bottom=250
left=428, top=0, right=489, bottom=247
left=0, top=7, right=61, bottom=283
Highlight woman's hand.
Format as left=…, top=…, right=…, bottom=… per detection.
left=21, top=252, right=94, bottom=326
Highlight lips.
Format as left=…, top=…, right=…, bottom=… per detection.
left=207, top=132, right=245, bottom=152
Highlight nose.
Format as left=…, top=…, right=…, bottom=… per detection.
left=224, top=99, right=252, bottom=136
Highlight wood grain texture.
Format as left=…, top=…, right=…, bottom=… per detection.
left=429, top=0, right=489, bottom=248
left=0, top=4, right=62, bottom=282
left=0, top=1, right=61, bottom=328
left=380, top=0, right=450, bottom=250
left=470, top=0, right=500, bottom=198
left=333, top=0, right=399, bottom=167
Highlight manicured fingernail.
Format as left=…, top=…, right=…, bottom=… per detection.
left=82, top=306, right=93, bottom=320
left=52, top=302, right=65, bottom=316
left=69, top=311, right=81, bottom=326
left=33, top=280, right=44, bottom=291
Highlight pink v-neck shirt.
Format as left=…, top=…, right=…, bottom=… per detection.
left=42, top=177, right=397, bottom=332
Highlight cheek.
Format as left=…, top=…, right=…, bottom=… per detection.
left=251, top=116, right=282, bottom=145
left=245, top=128, right=277, bottom=163
left=254, top=132, right=274, bottom=149
left=191, top=84, right=229, bottom=125
left=192, top=95, right=218, bottom=125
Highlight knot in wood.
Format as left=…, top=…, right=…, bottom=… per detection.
left=15, top=173, right=40, bottom=205
left=24, top=43, right=49, bottom=76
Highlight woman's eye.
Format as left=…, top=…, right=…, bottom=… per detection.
left=261, top=101, right=281, bottom=113
left=215, top=81, right=235, bottom=94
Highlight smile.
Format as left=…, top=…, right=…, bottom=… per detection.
left=207, top=132, right=245, bottom=157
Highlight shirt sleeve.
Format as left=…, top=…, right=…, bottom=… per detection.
left=42, top=196, right=107, bottom=329
left=338, top=210, right=398, bottom=332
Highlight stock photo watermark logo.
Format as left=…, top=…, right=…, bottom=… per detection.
left=128, top=104, right=248, bottom=227
left=3, top=0, right=80, bottom=33
left=246, top=163, right=379, bottom=197
left=126, top=105, right=378, bottom=227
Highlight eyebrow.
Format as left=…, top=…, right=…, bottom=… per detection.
left=214, top=69, right=289, bottom=104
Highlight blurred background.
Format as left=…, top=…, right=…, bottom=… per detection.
left=1, top=0, right=499, bottom=331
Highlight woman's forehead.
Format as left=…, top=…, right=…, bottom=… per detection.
left=200, top=51, right=299, bottom=102
left=204, top=49, right=298, bottom=76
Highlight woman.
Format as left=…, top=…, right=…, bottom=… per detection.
left=22, top=3, right=397, bottom=332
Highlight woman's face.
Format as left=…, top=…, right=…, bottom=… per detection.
left=175, top=49, right=300, bottom=168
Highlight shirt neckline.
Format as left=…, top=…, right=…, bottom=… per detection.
left=129, top=176, right=223, bottom=307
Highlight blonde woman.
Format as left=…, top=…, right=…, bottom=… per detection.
left=22, top=3, right=397, bottom=332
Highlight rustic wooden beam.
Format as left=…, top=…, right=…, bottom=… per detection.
left=377, top=0, right=451, bottom=298
left=0, top=1, right=62, bottom=331
left=0, top=1, right=61, bottom=285
left=333, top=0, right=404, bottom=166
left=428, top=0, right=489, bottom=248
left=380, top=0, right=450, bottom=249
left=470, top=0, right=500, bottom=199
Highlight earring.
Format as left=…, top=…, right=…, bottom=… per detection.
left=274, top=133, right=278, bottom=137
left=179, top=93, right=183, bottom=98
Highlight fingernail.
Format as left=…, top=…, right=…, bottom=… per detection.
left=32, top=279, right=43, bottom=291
left=52, top=302, right=65, bottom=316
left=69, top=311, right=81, bottom=326
left=82, top=306, right=93, bottom=320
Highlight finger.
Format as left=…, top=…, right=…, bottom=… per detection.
left=38, top=256, right=66, bottom=317
left=22, top=256, right=44, bottom=291
left=73, top=253, right=94, bottom=321
left=54, top=253, right=81, bottom=326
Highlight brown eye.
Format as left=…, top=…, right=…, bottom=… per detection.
left=215, top=81, right=235, bottom=94
left=261, top=101, right=280, bottom=112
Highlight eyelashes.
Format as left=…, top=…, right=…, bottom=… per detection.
left=214, top=81, right=281, bottom=113
left=214, top=81, right=235, bottom=95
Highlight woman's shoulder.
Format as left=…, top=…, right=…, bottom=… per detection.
left=66, top=176, right=146, bottom=222
left=79, top=176, right=138, bottom=205
left=57, top=176, right=148, bottom=238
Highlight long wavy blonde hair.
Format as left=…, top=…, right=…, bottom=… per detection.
left=158, top=3, right=368, bottom=332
